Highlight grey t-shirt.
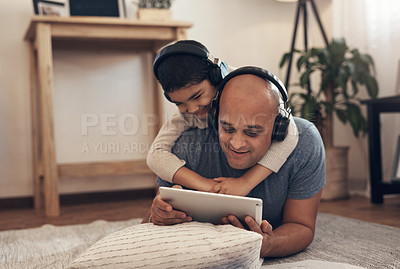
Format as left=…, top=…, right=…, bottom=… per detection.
left=156, top=117, right=326, bottom=228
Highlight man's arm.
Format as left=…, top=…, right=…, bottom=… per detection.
left=223, top=190, right=322, bottom=258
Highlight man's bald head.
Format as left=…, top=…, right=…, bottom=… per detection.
left=217, top=74, right=281, bottom=170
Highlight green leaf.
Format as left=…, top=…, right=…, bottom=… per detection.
left=346, top=103, right=364, bottom=137
left=279, top=52, right=291, bottom=68
left=360, top=53, right=374, bottom=66
left=330, top=38, right=347, bottom=61
left=366, top=76, right=379, bottom=98
left=336, top=109, right=347, bottom=123
left=350, top=79, right=359, bottom=97
left=301, top=99, right=318, bottom=121
left=300, top=69, right=314, bottom=88
left=280, top=49, right=302, bottom=69
left=296, top=55, right=307, bottom=71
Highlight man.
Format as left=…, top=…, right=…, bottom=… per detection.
left=143, top=66, right=326, bottom=258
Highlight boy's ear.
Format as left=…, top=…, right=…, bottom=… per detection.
left=164, top=91, right=173, bottom=102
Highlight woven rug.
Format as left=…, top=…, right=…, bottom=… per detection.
left=0, top=213, right=399, bottom=269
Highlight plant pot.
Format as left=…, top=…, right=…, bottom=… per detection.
left=321, top=147, right=349, bottom=201
left=137, top=8, right=172, bottom=21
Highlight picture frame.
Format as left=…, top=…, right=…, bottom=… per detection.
left=69, top=0, right=125, bottom=18
left=33, top=0, right=69, bottom=16
left=391, top=135, right=400, bottom=183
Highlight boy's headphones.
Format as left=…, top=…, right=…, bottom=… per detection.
left=153, top=42, right=230, bottom=87
left=211, top=66, right=291, bottom=142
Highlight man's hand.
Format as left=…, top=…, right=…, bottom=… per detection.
left=150, top=185, right=192, bottom=226
left=222, top=215, right=273, bottom=256
left=212, top=177, right=253, bottom=196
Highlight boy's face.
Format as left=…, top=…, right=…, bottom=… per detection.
left=167, top=80, right=217, bottom=119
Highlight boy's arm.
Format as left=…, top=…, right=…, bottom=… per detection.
left=173, top=167, right=219, bottom=192
left=146, top=111, right=189, bottom=183
left=147, top=112, right=216, bottom=191
left=216, top=118, right=299, bottom=196
left=257, top=117, right=299, bottom=173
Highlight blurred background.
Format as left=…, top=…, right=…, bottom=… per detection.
left=0, top=0, right=399, bottom=200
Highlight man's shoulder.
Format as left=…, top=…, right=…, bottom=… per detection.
left=293, top=117, right=314, bottom=131
left=293, top=117, right=321, bottom=138
left=292, top=117, right=324, bottom=149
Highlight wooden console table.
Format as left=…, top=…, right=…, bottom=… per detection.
left=362, top=95, right=400, bottom=203
left=24, top=16, right=192, bottom=216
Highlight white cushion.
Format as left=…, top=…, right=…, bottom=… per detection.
left=68, top=221, right=263, bottom=269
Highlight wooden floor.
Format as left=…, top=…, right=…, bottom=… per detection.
left=0, top=194, right=399, bottom=231
left=319, top=195, right=400, bottom=228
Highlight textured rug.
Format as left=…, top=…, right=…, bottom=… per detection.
left=0, top=213, right=399, bottom=269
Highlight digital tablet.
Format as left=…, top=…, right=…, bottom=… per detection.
left=159, top=187, right=263, bottom=225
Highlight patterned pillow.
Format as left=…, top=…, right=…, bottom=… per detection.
left=68, top=221, right=263, bottom=269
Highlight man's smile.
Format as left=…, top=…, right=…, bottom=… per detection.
left=228, top=146, right=250, bottom=158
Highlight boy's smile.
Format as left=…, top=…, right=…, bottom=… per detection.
left=167, top=80, right=217, bottom=119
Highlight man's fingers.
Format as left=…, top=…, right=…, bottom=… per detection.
left=157, top=207, right=186, bottom=219
left=221, top=216, right=230, bottom=225
left=152, top=206, right=191, bottom=225
left=245, top=216, right=263, bottom=234
left=261, top=220, right=273, bottom=236
left=244, top=217, right=273, bottom=236
left=151, top=189, right=192, bottom=225
left=227, top=215, right=245, bottom=229
left=154, top=194, right=172, bottom=212
left=172, top=185, right=183, bottom=189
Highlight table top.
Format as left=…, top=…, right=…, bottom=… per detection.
left=361, top=95, right=400, bottom=105
left=25, top=15, right=193, bottom=40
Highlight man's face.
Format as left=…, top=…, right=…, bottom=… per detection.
left=218, top=75, right=277, bottom=170
left=167, top=80, right=217, bottom=119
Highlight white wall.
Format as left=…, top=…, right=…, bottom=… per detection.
left=0, top=0, right=34, bottom=197
left=3, top=0, right=376, bottom=199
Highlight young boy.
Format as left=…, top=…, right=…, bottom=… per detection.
left=147, top=40, right=298, bottom=196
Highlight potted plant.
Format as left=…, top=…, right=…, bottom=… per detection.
left=134, top=0, right=174, bottom=21
left=280, top=38, right=379, bottom=200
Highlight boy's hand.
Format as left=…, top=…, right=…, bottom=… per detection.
left=213, top=177, right=252, bottom=196
left=198, top=178, right=221, bottom=193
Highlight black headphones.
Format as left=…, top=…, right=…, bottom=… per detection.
left=211, top=66, right=291, bottom=142
left=153, top=42, right=230, bottom=100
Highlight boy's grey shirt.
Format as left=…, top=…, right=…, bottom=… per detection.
left=156, top=117, right=326, bottom=228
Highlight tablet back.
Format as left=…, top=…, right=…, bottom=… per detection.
left=159, top=187, right=263, bottom=225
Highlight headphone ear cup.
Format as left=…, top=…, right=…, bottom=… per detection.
left=272, top=113, right=290, bottom=141
left=209, top=66, right=222, bottom=85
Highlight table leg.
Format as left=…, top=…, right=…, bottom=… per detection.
left=35, top=22, right=60, bottom=216
left=29, top=42, right=44, bottom=210
left=367, top=105, right=383, bottom=204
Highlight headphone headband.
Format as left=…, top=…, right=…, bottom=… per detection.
left=217, top=66, right=288, bottom=102
left=153, top=43, right=210, bottom=80
left=211, top=66, right=290, bottom=142
left=153, top=42, right=229, bottom=86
